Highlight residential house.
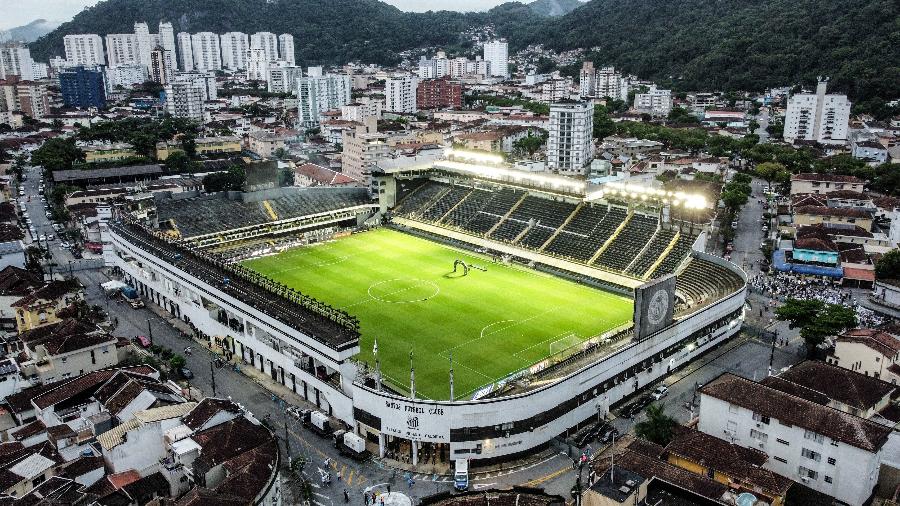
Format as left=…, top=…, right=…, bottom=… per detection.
left=790, top=173, right=865, bottom=195
left=827, top=328, right=900, bottom=384
left=12, top=279, right=84, bottom=333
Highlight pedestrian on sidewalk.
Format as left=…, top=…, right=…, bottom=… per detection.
left=344, top=489, right=350, bottom=503
left=363, top=492, right=369, bottom=505
left=386, top=484, right=391, bottom=494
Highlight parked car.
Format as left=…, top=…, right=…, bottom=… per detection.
left=135, top=335, right=151, bottom=348
left=731, top=221, right=738, bottom=229
left=598, top=426, right=619, bottom=444
left=179, top=367, right=194, bottom=379
left=651, top=385, right=669, bottom=400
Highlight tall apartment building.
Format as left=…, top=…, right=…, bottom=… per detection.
left=176, top=32, right=194, bottom=71
left=250, top=32, right=279, bottom=63
left=220, top=32, right=249, bottom=70
left=64, top=34, right=105, bottom=66
left=267, top=64, right=302, bottom=94
left=595, top=66, right=627, bottom=101
left=278, top=34, right=295, bottom=66
left=633, top=85, right=672, bottom=117
left=547, top=100, right=594, bottom=175
left=783, top=78, right=851, bottom=144
left=106, top=64, right=148, bottom=90
left=417, top=77, right=462, bottom=110
left=297, top=74, right=352, bottom=127
left=0, top=81, right=50, bottom=119
left=341, top=97, right=383, bottom=122
left=541, top=79, right=571, bottom=103
left=385, top=75, right=419, bottom=113
left=158, top=22, right=177, bottom=69
left=450, top=57, right=468, bottom=79
left=483, top=40, right=509, bottom=79
left=165, top=80, right=204, bottom=121
left=342, top=116, right=389, bottom=190
left=418, top=54, right=450, bottom=80
left=0, top=43, right=34, bottom=81
left=578, top=61, right=595, bottom=98
left=190, top=32, right=222, bottom=71
left=149, top=46, right=174, bottom=84
left=173, top=71, right=217, bottom=101
left=105, top=33, right=140, bottom=67
left=59, top=65, right=107, bottom=109
left=246, top=48, right=268, bottom=81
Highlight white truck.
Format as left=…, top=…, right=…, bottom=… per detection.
left=303, top=410, right=332, bottom=437
left=337, top=431, right=369, bottom=460
left=454, top=459, right=469, bottom=491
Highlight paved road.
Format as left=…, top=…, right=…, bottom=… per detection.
left=755, top=107, right=770, bottom=144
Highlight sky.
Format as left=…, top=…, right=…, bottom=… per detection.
left=0, top=0, right=513, bottom=29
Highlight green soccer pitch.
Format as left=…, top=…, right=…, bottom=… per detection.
left=242, top=228, right=633, bottom=400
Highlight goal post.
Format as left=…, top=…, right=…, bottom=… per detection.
left=549, top=333, right=583, bottom=359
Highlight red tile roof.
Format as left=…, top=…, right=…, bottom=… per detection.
left=838, top=328, right=900, bottom=357
left=792, top=173, right=864, bottom=184
left=700, top=373, right=891, bottom=452
left=843, top=267, right=875, bottom=282
left=795, top=205, right=872, bottom=219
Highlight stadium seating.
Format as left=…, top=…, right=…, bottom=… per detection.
left=490, top=218, right=529, bottom=242
left=675, top=258, right=743, bottom=308
left=393, top=181, right=447, bottom=215
left=625, top=227, right=677, bottom=278
left=594, top=213, right=658, bottom=271
left=461, top=188, right=524, bottom=235
left=422, top=186, right=471, bottom=222
left=650, top=231, right=696, bottom=278
left=443, top=189, right=493, bottom=228
left=544, top=205, right=627, bottom=262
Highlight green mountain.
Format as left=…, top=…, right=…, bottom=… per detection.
left=528, top=0, right=584, bottom=16
left=535, top=0, right=899, bottom=102
left=29, top=0, right=898, bottom=101
left=0, top=19, right=59, bottom=43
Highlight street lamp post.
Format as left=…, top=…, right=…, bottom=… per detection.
left=146, top=318, right=154, bottom=343
left=768, top=328, right=778, bottom=376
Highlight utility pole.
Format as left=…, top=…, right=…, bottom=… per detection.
left=146, top=319, right=154, bottom=342
left=283, top=410, right=292, bottom=465
left=768, top=328, right=778, bottom=376
left=210, top=360, right=217, bottom=397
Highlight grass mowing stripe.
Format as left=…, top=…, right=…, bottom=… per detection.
left=243, top=229, right=633, bottom=400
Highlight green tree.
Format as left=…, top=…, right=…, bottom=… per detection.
left=667, top=106, right=699, bottom=124
left=755, top=162, right=786, bottom=186
left=634, top=404, right=676, bottom=445
left=31, top=138, right=84, bottom=172
left=593, top=105, right=616, bottom=139
left=513, top=133, right=546, bottom=157
left=273, top=147, right=289, bottom=160
left=776, top=299, right=857, bottom=351
left=169, top=354, right=186, bottom=371
left=875, top=249, right=900, bottom=280
left=203, top=165, right=246, bottom=192
left=775, top=299, right=826, bottom=330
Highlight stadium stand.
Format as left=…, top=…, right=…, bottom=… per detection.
left=112, top=223, right=359, bottom=350
left=394, top=181, right=447, bottom=216
left=422, top=186, right=471, bottom=222
left=675, top=257, right=743, bottom=309
left=461, top=188, right=524, bottom=235
left=544, top=205, right=626, bottom=262
left=625, top=227, right=677, bottom=277
left=156, top=187, right=373, bottom=239
left=650, top=231, right=696, bottom=278
left=443, top=188, right=493, bottom=228
left=594, top=213, right=658, bottom=271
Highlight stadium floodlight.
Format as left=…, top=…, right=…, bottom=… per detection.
left=435, top=159, right=587, bottom=194
left=593, top=181, right=709, bottom=209
left=445, top=149, right=505, bottom=165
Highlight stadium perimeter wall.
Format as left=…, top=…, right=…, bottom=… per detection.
left=108, top=226, right=746, bottom=464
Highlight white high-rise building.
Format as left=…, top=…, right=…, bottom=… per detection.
left=418, top=54, right=449, bottom=80
left=107, top=63, right=148, bottom=90
left=177, top=32, right=194, bottom=71
left=251, top=32, right=279, bottom=63
left=246, top=48, right=268, bottom=81
left=278, top=34, right=295, bottom=66
left=385, top=75, right=418, bottom=114
left=158, top=22, right=177, bottom=69
left=547, top=100, right=594, bottom=175
left=64, top=34, right=105, bottom=66
left=173, top=71, right=217, bottom=101
left=633, top=85, right=672, bottom=117
left=483, top=40, right=509, bottom=79
left=297, top=74, right=352, bottom=127
left=134, top=22, right=161, bottom=68
left=220, top=32, right=250, bottom=71
left=105, top=33, right=140, bottom=67
left=165, top=80, right=204, bottom=121
left=191, top=32, right=222, bottom=71
left=149, top=46, right=175, bottom=84
left=0, top=43, right=34, bottom=81
left=595, top=66, right=627, bottom=102
left=541, top=79, right=572, bottom=103
left=267, top=63, right=302, bottom=94
left=579, top=61, right=595, bottom=97
left=784, top=78, right=851, bottom=144
left=307, top=66, right=323, bottom=77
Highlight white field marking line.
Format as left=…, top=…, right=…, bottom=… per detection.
left=366, top=279, right=440, bottom=304
left=512, top=329, right=578, bottom=358
left=439, top=306, right=563, bottom=356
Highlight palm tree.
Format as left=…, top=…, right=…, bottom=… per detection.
left=634, top=404, right=677, bottom=445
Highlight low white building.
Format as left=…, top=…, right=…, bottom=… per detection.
left=699, top=373, right=892, bottom=506
left=827, top=327, right=900, bottom=384
left=633, top=85, right=672, bottom=117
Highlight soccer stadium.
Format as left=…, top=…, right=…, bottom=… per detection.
left=107, top=153, right=747, bottom=467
